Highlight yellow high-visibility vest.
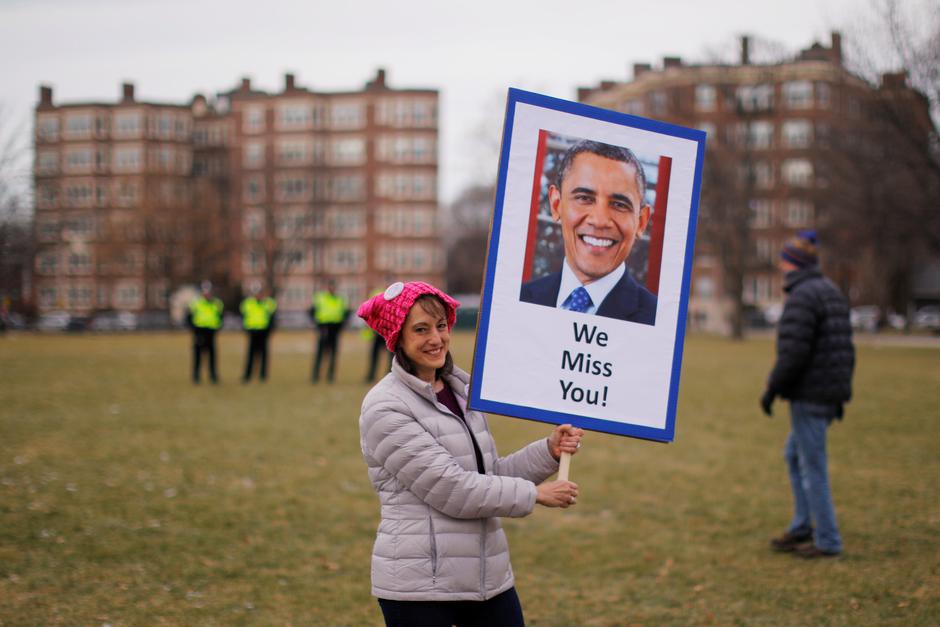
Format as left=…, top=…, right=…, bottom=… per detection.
left=190, top=297, right=223, bottom=330
left=312, top=291, right=347, bottom=324
left=240, top=297, right=277, bottom=330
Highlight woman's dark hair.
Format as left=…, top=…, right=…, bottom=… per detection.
left=394, top=294, right=454, bottom=380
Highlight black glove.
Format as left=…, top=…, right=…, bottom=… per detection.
left=760, top=390, right=775, bottom=417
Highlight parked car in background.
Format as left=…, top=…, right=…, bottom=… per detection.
left=65, top=316, right=90, bottom=332
left=850, top=306, right=880, bottom=332
left=90, top=311, right=138, bottom=332
left=913, top=306, right=940, bottom=332
left=36, top=310, right=71, bottom=331
left=136, top=311, right=171, bottom=330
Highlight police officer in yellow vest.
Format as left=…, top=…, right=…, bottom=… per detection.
left=240, top=282, right=277, bottom=383
left=309, top=279, right=349, bottom=383
left=188, top=281, right=224, bottom=384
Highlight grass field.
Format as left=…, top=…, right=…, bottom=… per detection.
left=1, top=330, right=938, bottom=626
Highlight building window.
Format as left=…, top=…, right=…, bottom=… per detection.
left=650, top=90, right=668, bottom=115
left=735, top=84, right=774, bottom=112
left=37, top=251, right=59, bottom=275
left=114, top=111, right=143, bottom=137
left=243, top=141, right=265, bottom=168
left=815, top=82, right=831, bottom=108
left=781, top=159, right=813, bottom=187
left=65, top=112, right=93, bottom=139
left=377, top=172, right=436, bottom=200
left=749, top=199, right=773, bottom=228
left=326, top=208, right=365, bottom=237
left=113, top=146, right=143, bottom=173
left=327, top=244, right=365, bottom=273
left=243, top=210, right=265, bottom=239
left=276, top=138, right=312, bottom=166
left=114, top=282, right=143, bottom=309
left=755, top=238, right=772, bottom=261
left=37, top=218, right=59, bottom=242
left=695, top=85, right=717, bottom=111
left=378, top=98, right=437, bottom=128
left=330, top=137, right=365, bottom=165
left=37, top=115, right=60, bottom=141
left=738, top=121, right=773, bottom=149
left=243, top=248, right=264, bottom=274
left=782, top=120, right=813, bottom=149
left=784, top=199, right=813, bottom=227
left=377, top=135, right=436, bottom=164
left=67, top=251, right=92, bottom=274
left=244, top=175, right=266, bottom=203
left=622, top=100, right=645, bottom=115
left=64, top=183, right=94, bottom=208
left=36, top=150, right=59, bottom=174
left=783, top=81, right=813, bottom=109
left=64, top=214, right=94, bottom=240
left=330, top=174, right=365, bottom=201
left=695, top=276, right=715, bottom=299
left=275, top=175, right=312, bottom=201
left=243, top=105, right=265, bottom=133
left=37, top=183, right=59, bottom=209
left=116, top=180, right=140, bottom=207
left=741, top=162, right=774, bottom=189
left=65, top=147, right=94, bottom=173
left=330, top=101, right=365, bottom=129
left=276, top=102, right=313, bottom=130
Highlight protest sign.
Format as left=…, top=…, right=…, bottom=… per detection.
left=469, top=88, right=705, bottom=442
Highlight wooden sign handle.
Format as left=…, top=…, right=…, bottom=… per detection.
left=558, top=451, right=572, bottom=481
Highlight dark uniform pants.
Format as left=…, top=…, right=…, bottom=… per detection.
left=242, top=329, right=270, bottom=381
left=367, top=333, right=392, bottom=382
left=192, top=328, right=218, bottom=382
left=312, top=323, right=341, bottom=382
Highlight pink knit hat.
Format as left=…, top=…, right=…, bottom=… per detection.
left=357, top=282, right=460, bottom=351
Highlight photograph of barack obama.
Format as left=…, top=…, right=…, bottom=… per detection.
left=520, top=139, right=658, bottom=325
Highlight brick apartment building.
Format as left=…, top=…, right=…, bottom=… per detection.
left=32, top=69, right=442, bottom=322
left=578, top=32, right=927, bottom=334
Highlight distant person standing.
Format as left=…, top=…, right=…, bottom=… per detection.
left=760, top=231, right=855, bottom=559
left=310, top=280, right=348, bottom=383
left=188, top=281, right=224, bottom=384
left=363, top=285, right=393, bottom=382
left=240, top=282, right=277, bottom=383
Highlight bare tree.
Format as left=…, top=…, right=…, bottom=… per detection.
left=0, top=109, right=33, bottom=316
left=445, top=183, right=495, bottom=295
left=823, top=0, right=940, bottom=321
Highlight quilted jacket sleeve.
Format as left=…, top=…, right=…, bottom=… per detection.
left=491, top=438, right=559, bottom=486
left=767, top=286, right=817, bottom=395
left=362, top=397, right=538, bottom=520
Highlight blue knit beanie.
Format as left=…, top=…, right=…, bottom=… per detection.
left=780, top=230, right=818, bottom=268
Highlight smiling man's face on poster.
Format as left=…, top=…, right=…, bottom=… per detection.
left=549, top=151, right=651, bottom=285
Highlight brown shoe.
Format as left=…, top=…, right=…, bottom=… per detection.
left=770, top=530, right=813, bottom=552
left=793, top=544, right=840, bottom=559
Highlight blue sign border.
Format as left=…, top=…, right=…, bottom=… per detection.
left=469, top=88, right=706, bottom=443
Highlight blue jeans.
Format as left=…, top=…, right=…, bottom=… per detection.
left=784, top=401, right=843, bottom=553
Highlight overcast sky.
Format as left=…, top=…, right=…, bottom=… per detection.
left=1, top=0, right=872, bottom=202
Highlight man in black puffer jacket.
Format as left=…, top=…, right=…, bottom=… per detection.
left=760, top=230, right=855, bottom=559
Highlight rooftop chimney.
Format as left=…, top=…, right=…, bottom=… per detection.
left=240, top=77, right=252, bottom=92
left=633, top=63, right=652, bottom=79
left=831, top=31, right=843, bottom=65
left=122, top=82, right=135, bottom=103
left=285, top=73, right=295, bottom=91
left=663, top=56, right=682, bottom=69
left=39, top=85, right=53, bottom=107
left=367, top=68, right=387, bottom=90
left=741, top=35, right=751, bottom=65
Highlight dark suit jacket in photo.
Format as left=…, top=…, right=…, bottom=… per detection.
left=519, top=268, right=657, bottom=325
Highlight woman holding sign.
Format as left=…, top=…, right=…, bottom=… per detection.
left=358, top=281, right=583, bottom=627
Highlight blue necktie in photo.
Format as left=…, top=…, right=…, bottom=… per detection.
left=562, top=286, right=593, bottom=313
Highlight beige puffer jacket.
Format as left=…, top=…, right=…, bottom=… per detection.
left=359, top=360, right=559, bottom=601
